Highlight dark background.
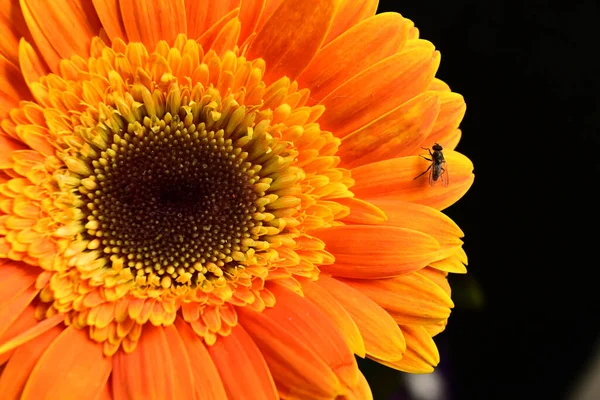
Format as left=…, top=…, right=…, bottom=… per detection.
left=360, top=1, right=600, bottom=399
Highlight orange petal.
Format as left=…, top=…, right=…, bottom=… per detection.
left=0, top=54, right=31, bottom=109
left=0, top=134, right=27, bottom=168
left=94, top=381, right=113, bottom=400
left=313, top=225, right=439, bottom=278
left=22, top=326, right=111, bottom=400
left=120, top=0, right=186, bottom=49
left=211, top=17, right=241, bottom=56
left=424, top=91, right=466, bottom=148
left=238, top=0, right=265, bottom=44
left=18, top=38, right=50, bottom=89
left=0, top=313, right=64, bottom=355
left=21, top=0, right=102, bottom=69
left=316, top=275, right=406, bottom=362
left=323, top=0, right=378, bottom=45
left=237, top=306, right=344, bottom=399
left=207, top=324, right=278, bottom=400
left=339, top=92, right=440, bottom=168
left=196, top=7, right=239, bottom=51
left=161, top=325, right=195, bottom=399
left=0, top=304, right=36, bottom=349
left=299, top=13, right=409, bottom=103
left=371, top=325, right=440, bottom=373
left=319, top=47, right=440, bottom=139
left=18, top=0, right=64, bottom=71
left=419, top=266, right=451, bottom=296
left=302, top=278, right=365, bottom=357
left=351, top=151, right=475, bottom=211
left=254, top=0, right=283, bottom=32
left=336, top=197, right=387, bottom=225
left=338, top=272, right=454, bottom=326
left=0, top=0, right=33, bottom=65
left=0, top=286, right=38, bottom=339
left=438, top=128, right=462, bottom=151
left=266, top=283, right=360, bottom=388
left=247, top=0, right=337, bottom=83
left=364, top=198, right=464, bottom=262
left=92, top=0, right=127, bottom=41
left=0, top=261, right=38, bottom=305
left=174, top=318, right=229, bottom=400
left=185, top=0, right=238, bottom=39
left=112, top=325, right=176, bottom=400
left=344, top=370, right=373, bottom=400
left=430, top=253, right=467, bottom=274
left=0, top=326, right=62, bottom=399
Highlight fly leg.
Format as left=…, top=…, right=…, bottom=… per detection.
left=413, top=164, right=432, bottom=180
left=421, top=147, right=434, bottom=157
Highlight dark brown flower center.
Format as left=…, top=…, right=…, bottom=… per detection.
left=79, top=113, right=259, bottom=288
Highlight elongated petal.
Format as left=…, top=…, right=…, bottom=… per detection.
left=319, top=48, right=440, bottom=139
left=266, top=283, right=360, bottom=388
left=211, top=18, right=241, bottom=57
left=207, top=324, right=278, bottom=400
left=324, top=0, right=378, bottom=45
left=338, top=272, right=454, bottom=325
left=92, top=0, right=127, bottom=41
left=423, top=91, right=466, bottom=148
left=430, top=253, right=467, bottom=274
left=185, top=0, right=238, bottom=39
left=112, top=325, right=176, bottom=400
left=120, top=0, right=186, bottom=49
left=0, top=261, right=38, bottom=305
left=18, top=38, right=50, bottom=86
left=351, top=151, right=475, bottom=210
left=419, top=266, right=451, bottom=296
left=255, top=0, right=283, bottom=32
left=174, top=318, right=229, bottom=400
left=196, top=8, right=238, bottom=51
left=0, top=285, right=38, bottom=338
left=247, top=0, right=337, bottom=83
left=313, top=225, right=439, bottom=278
left=238, top=306, right=344, bottom=399
left=302, top=279, right=365, bottom=357
left=316, top=275, right=406, bottom=362
left=0, top=54, right=31, bottom=112
left=0, top=0, right=33, bottom=65
left=0, top=134, right=27, bottom=168
left=299, top=13, right=409, bottom=103
left=0, top=313, right=64, bottom=355
left=345, top=371, right=373, bottom=400
left=371, top=325, right=440, bottom=373
left=18, top=1, right=61, bottom=71
left=0, top=304, right=36, bottom=349
left=22, top=326, right=111, bottom=400
left=239, top=0, right=265, bottom=44
left=339, top=92, right=440, bottom=168
left=336, top=197, right=387, bottom=225
left=161, top=325, right=195, bottom=399
left=21, top=0, right=102, bottom=68
left=364, top=198, right=465, bottom=262
left=0, top=326, right=62, bottom=398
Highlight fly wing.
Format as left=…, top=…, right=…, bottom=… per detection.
left=428, top=165, right=437, bottom=187
left=440, top=160, right=449, bottom=187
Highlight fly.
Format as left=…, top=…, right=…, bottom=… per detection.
left=413, top=143, right=449, bottom=187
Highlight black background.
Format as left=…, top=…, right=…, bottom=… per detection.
left=362, top=1, right=600, bottom=399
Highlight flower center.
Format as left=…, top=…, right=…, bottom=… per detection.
left=79, top=112, right=259, bottom=288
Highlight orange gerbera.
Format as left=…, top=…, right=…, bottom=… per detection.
left=0, top=0, right=474, bottom=399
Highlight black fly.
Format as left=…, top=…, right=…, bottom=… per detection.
left=413, top=143, right=449, bottom=187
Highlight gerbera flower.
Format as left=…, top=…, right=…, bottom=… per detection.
left=0, top=0, right=474, bottom=398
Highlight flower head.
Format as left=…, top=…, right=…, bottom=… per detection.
left=0, top=0, right=474, bottom=398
